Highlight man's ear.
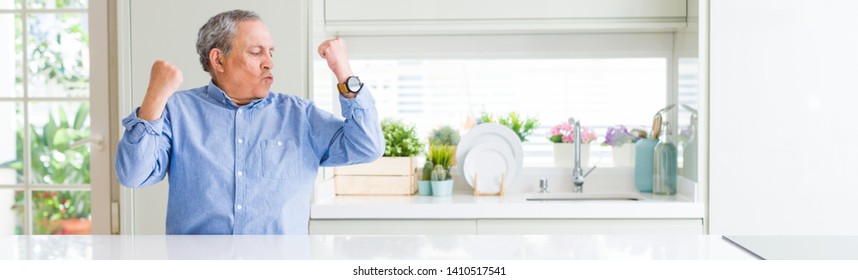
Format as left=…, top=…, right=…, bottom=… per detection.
left=209, top=48, right=224, bottom=73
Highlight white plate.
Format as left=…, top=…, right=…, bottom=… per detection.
left=463, top=142, right=515, bottom=192
left=457, top=123, right=523, bottom=184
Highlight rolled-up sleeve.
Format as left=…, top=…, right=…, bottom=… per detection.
left=115, top=107, right=173, bottom=188
left=311, top=87, right=385, bottom=166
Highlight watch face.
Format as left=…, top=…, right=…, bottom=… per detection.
left=346, top=76, right=362, bottom=92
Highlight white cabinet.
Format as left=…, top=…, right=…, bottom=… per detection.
left=325, top=0, right=688, bottom=35
left=709, top=0, right=858, bottom=235
left=309, top=219, right=702, bottom=235
left=477, top=219, right=703, bottom=234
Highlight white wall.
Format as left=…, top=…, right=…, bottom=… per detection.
left=709, top=0, right=858, bottom=234
left=121, top=0, right=307, bottom=234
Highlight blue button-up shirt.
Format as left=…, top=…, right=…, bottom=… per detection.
left=115, top=81, right=384, bottom=235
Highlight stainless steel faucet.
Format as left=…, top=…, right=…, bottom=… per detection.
left=569, top=117, right=596, bottom=193
left=539, top=178, right=549, bottom=193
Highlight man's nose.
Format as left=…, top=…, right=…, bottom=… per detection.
left=262, top=55, right=273, bottom=70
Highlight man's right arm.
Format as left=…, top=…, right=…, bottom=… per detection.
left=115, top=60, right=182, bottom=188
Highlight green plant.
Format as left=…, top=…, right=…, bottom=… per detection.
left=1, top=103, right=92, bottom=234
left=480, top=111, right=540, bottom=142
left=429, top=125, right=460, bottom=146
left=427, top=145, right=455, bottom=181
left=423, top=145, right=456, bottom=181
left=381, top=118, right=424, bottom=157
left=431, top=165, right=448, bottom=182
left=31, top=191, right=91, bottom=234
left=421, top=161, right=434, bottom=181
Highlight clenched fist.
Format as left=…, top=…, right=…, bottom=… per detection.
left=138, top=60, right=183, bottom=121
left=148, top=60, right=183, bottom=98
left=317, top=37, right=353, bottom=84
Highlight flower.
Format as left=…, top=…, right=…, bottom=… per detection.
left=548, top=121, right=596, bottom=143
left=602, top=125, right=640, bottom=147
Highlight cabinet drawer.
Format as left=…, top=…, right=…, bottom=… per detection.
left=310, top=219, right=477, bottom=235
left=477, top=219, right=703, bottom=234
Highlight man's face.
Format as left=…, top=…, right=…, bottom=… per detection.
left=218, top=20, right=274, bottom=103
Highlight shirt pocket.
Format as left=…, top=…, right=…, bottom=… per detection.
left=261, top=139, right=298, bottom=180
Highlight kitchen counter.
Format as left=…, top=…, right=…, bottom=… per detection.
left=724, top=235, right=858, bottom=260
left=311, top=177, right=704, bottom=219
left=0, top=235, right=754, bottom=260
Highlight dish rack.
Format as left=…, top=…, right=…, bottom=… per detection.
left=471, top=173, right=505, bottom=196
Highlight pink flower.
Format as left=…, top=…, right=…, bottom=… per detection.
left=548, top=121, right=596, bottom=143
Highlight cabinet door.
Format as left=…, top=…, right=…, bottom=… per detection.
left=477, top=219, right=703, bottom=234
left=310, top=220, right=477, bottom=235
left=326, top=0, right=687, bottom=21
left=325, top=0, right=688, bottom=35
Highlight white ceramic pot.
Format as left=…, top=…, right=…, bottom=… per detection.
left=612, top=144, right=636, bottom=167
left=553, top=143, right=590, bottom=167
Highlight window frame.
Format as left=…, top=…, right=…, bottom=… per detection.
left=0, top=0, right=111, bottom=235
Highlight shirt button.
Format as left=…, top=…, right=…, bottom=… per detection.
left=277, top=141, right=282, bottom=146
left=237, top=138, right=243, bottom=144
left=237, top=171, right=243, bottom=177
left=236, top=205, right=242, bottom=210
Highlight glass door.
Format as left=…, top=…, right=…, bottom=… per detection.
left=0, top=0, right=110, bottom=235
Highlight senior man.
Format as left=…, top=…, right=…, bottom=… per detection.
left=116, top=10, right=383, bottom=234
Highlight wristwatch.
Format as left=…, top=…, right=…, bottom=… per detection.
left=337, top=76, right=363, bottom=94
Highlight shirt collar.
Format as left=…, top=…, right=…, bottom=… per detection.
left=205, top=80, right=271, bottom=110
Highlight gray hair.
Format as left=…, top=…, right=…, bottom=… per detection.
left=196, top=10, right=261, bottom=73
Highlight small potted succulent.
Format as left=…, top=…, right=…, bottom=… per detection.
left=334, top=118, right=424, bottom=195
left=548, top=120, right=597, bottom=167
left=428, top=145, right=455, bottom=196
left=602, top=125, right=645, bottom=167
left=419, top=125, right=461, bottom=196
left=418, top=159, right=434, bottom=196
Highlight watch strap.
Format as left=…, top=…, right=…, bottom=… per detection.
left=337, top=82, right=349, bottom=94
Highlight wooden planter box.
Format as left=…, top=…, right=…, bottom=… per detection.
left=334, top=157, right=418, bottom=195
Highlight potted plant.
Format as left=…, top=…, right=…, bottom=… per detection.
left=334, top=118, right=424, bottom=195
left=479, top=112, right=539, bottom=142
left=428, top=125, right=461, bottom=146
left=417, top=160, right=434, bottom=196
left=1, top=104, right=92, bottom=234
left=548, top=120, right=596, bottom=167
left=428, top=145, right=455, bottom=196
left=602, top=125, right=645, bottom=167
left=418, top=125, right=461, bottom=196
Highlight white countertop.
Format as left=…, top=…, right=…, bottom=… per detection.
left=311, top=169, right=704, bottom=219
left=0, top=235, right=755, bottom=260
left=724, top=235, right=858, bottom=260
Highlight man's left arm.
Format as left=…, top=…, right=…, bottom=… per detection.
left=308, top=88, right=384, bottom=166
left=312, top=37, right=385, bottom=166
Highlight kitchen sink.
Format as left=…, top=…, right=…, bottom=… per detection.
left=525, top=193, right=643, bottom=202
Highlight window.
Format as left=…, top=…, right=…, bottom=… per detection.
left=318, top=33, right=675, bottom=167
left=0, top=0, right=95, bottom=235
left=350, top=58, right=666, bottom=166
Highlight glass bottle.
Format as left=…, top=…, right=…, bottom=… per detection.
left=653, top=121, right=677, bottom=195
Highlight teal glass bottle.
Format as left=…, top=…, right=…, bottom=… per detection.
left=634, top=138, right=658, bottom=192
left=653, top=122, right=677, bottom=195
